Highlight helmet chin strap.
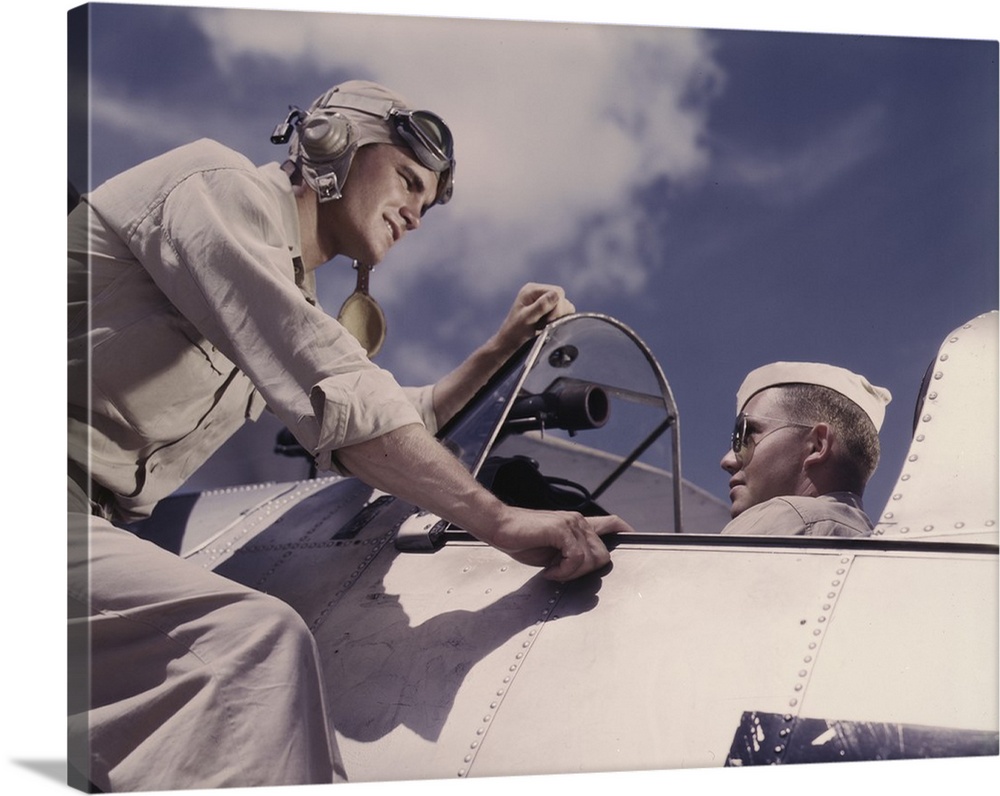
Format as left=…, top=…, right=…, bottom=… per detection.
left=336, top=260, right=387, bottom=358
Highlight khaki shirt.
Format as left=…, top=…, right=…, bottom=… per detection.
left=68, top=139, right=431, bottom=521
left=721, top=492, right=873, bottom=537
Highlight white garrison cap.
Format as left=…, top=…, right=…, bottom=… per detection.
left=737, top=362, right=892, bottom=431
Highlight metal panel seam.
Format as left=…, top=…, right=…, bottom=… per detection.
left=773, top=552, right=858, bottom=761
left=458, top=582, right=567, bottom=778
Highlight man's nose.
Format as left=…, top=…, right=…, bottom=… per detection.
left=400, top=205, right=421, bottom=231
left=720, top=448, right=739, bottom=474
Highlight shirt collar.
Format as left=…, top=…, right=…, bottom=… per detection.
left=259, top=161, right=319, bottom=307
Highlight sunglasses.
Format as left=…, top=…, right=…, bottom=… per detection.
left=388, top=108, right=455, bottom=207
left=731, top=412, right=814, bottom=462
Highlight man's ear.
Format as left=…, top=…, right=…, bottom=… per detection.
left=803, top=423, right=832, bottom=468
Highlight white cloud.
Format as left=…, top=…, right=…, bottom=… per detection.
left=192, top=9, right=724, bottom=302
left=381, top=336, right=457, bottom=386
left=88, top=85, right=206, bottom=152
left=714, top=103, right=888, bottom=203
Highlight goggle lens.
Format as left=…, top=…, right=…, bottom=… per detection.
left=391, top=109, right=455, bottom=206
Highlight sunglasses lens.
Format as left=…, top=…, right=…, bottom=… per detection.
left=732, top=414, right=748, bottom=455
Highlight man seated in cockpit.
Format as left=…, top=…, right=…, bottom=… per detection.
left=720, top=362, right=892, bottom=537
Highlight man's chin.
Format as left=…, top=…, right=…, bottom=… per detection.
left=728, top=495, right=751, bottom=518
left=728, top=488, right=746, bottom=518
left=345, top=237, right=387, bottom=267
left=363, top=244, right=388, bottom=267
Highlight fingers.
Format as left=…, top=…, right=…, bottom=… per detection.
left=587, top=514, right=634, bottom=536
left=526, top=287, right=575, bottom=328
left=540, top=514, right=627, bottom=582
left=494, top=284, right=577, bottom=351
left=488, top=501, right=624, bottom=583
left=541, top=537, right=608, bottom=581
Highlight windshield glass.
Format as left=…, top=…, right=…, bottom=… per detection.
left=440, top=314, right=692, bottom=532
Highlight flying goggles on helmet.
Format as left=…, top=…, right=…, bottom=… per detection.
left=386, top=107, right=454, bottom=206
left=271, top=89, right=455, bottom=208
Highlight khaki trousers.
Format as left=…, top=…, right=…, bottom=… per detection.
left=68, top=478, right=345, bottom=791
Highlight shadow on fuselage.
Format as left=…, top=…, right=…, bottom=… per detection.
left=201, top=491, right=608, bottom=745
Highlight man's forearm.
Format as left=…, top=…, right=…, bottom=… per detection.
left=431, top=335, right=512, bottom=430
left=335, top=423, right=509, bottom=543
left=430, top=284, right=575, bottom=429
left=335, top=420, right=625, bottom=582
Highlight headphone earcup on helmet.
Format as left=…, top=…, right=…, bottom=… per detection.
left=299, top=110, right=354, bottom=162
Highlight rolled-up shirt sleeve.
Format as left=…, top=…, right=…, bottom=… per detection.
left=102, top=157, right=423, bottom=464
left=400, top=385, right=438, bottom=434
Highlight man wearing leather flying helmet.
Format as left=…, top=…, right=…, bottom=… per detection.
left=278, top=79, right=455, bottom=206
left=68, top=78, right=628, bottom=791
left=273, top=81, right=457, bottom=356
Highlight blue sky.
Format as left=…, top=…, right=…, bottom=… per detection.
left=68, top=2, right=997, bottom=516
